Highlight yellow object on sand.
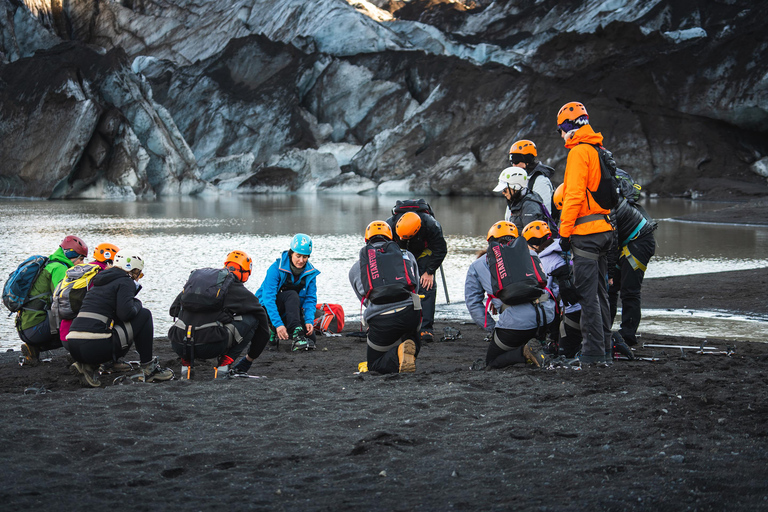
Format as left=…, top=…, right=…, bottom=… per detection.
left=358, top=361, right=368, bottom=373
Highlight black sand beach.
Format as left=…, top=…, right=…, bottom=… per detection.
left=1, top=202, right=767, bottom=511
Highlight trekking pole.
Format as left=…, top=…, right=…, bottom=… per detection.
left=439, top=265, right=450, bottom=304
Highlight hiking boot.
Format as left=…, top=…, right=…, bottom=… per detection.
left=579, top=353, right=609, bottom=367
left=70, top=361, right=101, bottom=388
left=266, top=329, right=279, bottom=351
left=232, top=357, right=253, bottom=375
left=523, top=339, right=546, bottom=368
left=291, top=339, right=309, bottom=352
left=21, top=343, right=39, bottom=366
left=99, top=360, right=133, bottom=374
left=420, top=330, right=434, bottom=343
left=398, top=339, right=416, bottom=373
left=139, top=357, right=174, bottom=382
left=306, top=338, right=317, bottom=350
left=470, top=358, right=487, bottom=371
left=612, top=332, right=635, bottom=360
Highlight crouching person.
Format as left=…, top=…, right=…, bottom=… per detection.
left=349, top=221, right=422, bottom=374
left=169, top=250, right=270, bottom=378
left=465, top=221, right=556, bottom=369
left=67, top=250, right=173, bottom=387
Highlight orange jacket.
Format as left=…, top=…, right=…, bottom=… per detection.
left=559, top=124, right=613, bottom=238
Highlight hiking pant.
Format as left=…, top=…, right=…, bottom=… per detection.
left=366, top=305, right=421, bottom=374
left=245, top=307, right=271, bottom=360
left=171, top=314, right=262, bottom=363
left=558, top=310, right=583, bottom=358
left=571, top=231, right=613, bottom=361
left=486, top=327, right=539, bottom=369
left=276, top=290, right=317, bottom=342
left=417, top=259, right=437, bottom=333
left=609, top=233, right=656, bottom=345
left=18, top=311, right=62, bottom=352
left=67, top=308, right=154, bottom=365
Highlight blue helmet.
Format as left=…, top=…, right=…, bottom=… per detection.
left=290, top=233, right=313, bottom=256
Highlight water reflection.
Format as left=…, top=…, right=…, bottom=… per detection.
left=0, top=196, right=766, bottom=349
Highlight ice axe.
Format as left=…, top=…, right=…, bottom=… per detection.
left=439, top=264, right=450, bottom=303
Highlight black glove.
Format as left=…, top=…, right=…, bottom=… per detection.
left=559, top=237, right=571, bottom=252
left=550, top=264, right=581, bottom=306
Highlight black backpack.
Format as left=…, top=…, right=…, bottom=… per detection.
left=487, top=237, right=547, bottom=306
left=360, top=241, right=418, bottom=305
left=615, top=168, right=642, bottom=205
left=392, top=198, right=435, bottom=217
left=581, top=143, right=620, bottom=210
left=180, top=268, right=235, bottom=312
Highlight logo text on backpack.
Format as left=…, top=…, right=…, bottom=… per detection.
left=367, top=249, right=379, bottom=280
left=492, top=245, right=507, bottom=280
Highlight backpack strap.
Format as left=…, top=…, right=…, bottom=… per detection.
left=574, top=213, right=610, bottom=226
left=571, top=246, right=601, bottom=261
left=78, top=311, right=112, bottom=325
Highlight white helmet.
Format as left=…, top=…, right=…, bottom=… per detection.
left=114, top=249, right=145, bottom=272
left=493, top=167, right=528, bottom=193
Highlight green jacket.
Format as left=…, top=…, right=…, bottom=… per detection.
left=18, top=247, right=74, bottom=331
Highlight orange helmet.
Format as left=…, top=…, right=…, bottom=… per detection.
left=508, top=139, right=537, bottom=166
left=225, top=250, right=252, bottom=283
left=93, top=243, right=120, bottom=263
left=365, top=221, right=392, bottom=243
left=553, top=183, right=565, bottom=210
left=396, top=212, right=422, bottom=240
left=523, top=221, right=552, bottom=242
left=486, top=221, right=518, bottom=241
left=557, top=101, right=589, bottom=132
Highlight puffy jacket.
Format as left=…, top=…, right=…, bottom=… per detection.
left=559, top=124, right=613, bottom=238
left=504, top=188, right=547, bottom=233
left=464, top=252, right=555, bottom=332
left=19, top=247, right=75, bottom=331
left=169, top=270, right=267, bottom=345
left=612, top=198, right=655, bottom=247
left=385, top=212, right=447, bottom=275
left=68, top=267, right=143, bottom=335
left=256, top=251, right=319, bottom=328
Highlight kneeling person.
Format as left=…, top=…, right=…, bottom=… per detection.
left=169, top=250, right=270, bottom=378
left=67, top=250, right=173, bottom=387
left=349, top=221, right=422, bottom=374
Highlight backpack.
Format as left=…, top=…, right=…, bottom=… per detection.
left=314, top=303, right=345, bottom=333
left=615, top=168, right=642, bottom=204
left=180, top=268, right=235, bottom=312
left=392, top=198, right=435, bottom=217
left=360, top=241, right=418, bottom=305
left=581, top=143, right=620, bottom=210
left=51, top=263, right=102, bottom=321
left=486, top=237, right=547, bottom=306
left=2, top=255, right=49, bottom=313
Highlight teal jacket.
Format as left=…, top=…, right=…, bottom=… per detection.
left=255, top=251, right=319, bottom=328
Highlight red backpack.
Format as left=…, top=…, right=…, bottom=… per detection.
left=314, top=303, right=345, bottom=333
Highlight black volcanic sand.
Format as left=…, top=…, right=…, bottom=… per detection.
left=2, top=201, right=767, bottom=511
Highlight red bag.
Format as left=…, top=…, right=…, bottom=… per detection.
left=314, top=303, right=345, bottom=333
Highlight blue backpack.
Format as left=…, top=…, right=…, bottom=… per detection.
left=2, top=255, right=50, bottom=314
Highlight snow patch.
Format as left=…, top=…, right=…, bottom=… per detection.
left=316, top=143, right=362, bottom=167
left=751, top=157, right=768, bottom=179
left=377, top=179, right=413, bottom=195
left=663, top=27, right=707, bottom=43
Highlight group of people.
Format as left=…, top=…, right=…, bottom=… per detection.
left=10, top=100, right=655, bottom=384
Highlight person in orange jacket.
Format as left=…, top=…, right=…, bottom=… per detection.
left=556, top=101, right=615, bottom=366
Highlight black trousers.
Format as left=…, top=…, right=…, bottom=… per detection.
left=68, top=308, right=154, bottom=365
left=608, top=233, right=655, bottom=345
left=366, top=306, right=421, bottom=374
left=558, top=310, right=583, bottom=358
left=416, top=259, right=437, bottom=332
left=486, top=327, right=539, bottom=369
left=171, top=314, right=262, bottom=363
left=276, top=290, right=316, bottom=342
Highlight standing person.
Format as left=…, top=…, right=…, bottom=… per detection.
left=522, top=220, right=582, bottom=358
left=256, top=234, right=320, bottom=352
left=169, top=250, right=271, bottom=378
left=17, top=235, right=88, bottom=365
left=607, top=180, right=656, bottom=348
left=508, top=139, right=556, bottom=217
left=66, top=249, right=173, bottom=387
left=556, top=101, right=615, bottom=365
left=386, top=202, right=447, bottom=343
left=349, top=221, right=421, bottom=374
left=465, top=221, right=554, bottom=369
left=492, top=168, right=550, bottom=234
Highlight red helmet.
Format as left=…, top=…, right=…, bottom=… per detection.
left=60, top=235, right=88, bottom=258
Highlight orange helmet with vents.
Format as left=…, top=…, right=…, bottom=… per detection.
left=557, top=102, right=589, bottom=133
left=365, top=221, right=392, bottom=243
left=93, top=243, right=120, bottom=263
left=225, top=250, right=252, bottom=283
left=396, top=212, right=422, bottom=240
left=486, top=221, right=519, bottom=241
left=523, top=221, right=552, bottom=242
left=553, top=183, right=565, bottom=210
left=508, top=139, right=537, bottom=166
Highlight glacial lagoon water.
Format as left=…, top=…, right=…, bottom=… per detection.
left=1, top=195, right=767, bottom=350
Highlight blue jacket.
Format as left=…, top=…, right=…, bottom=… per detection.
left=256, top=251, right=320, bottom=328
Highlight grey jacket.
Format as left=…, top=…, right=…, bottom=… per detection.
left=464, top=252, right=555, bottom=332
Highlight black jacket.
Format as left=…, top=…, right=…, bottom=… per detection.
left=612, top=198, right=655, bottom=246
left=506, top=189, right=547, bottom=233
left=386, top=212, right=447, bottom=275
left=69, top=267, right=142, bottom=333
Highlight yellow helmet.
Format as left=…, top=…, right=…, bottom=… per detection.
left=396, top=212, right=422, bottom=240
left=365, top=221, right=393, bottom=243
left=486, top=221, right=518, bottom=241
